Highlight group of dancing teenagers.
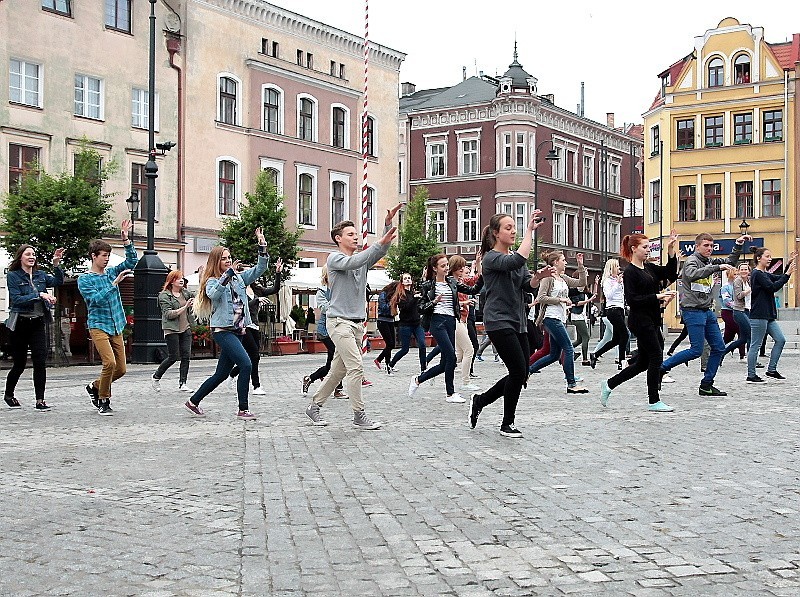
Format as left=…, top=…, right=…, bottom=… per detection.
left=5, top=209, right=796, bottom=433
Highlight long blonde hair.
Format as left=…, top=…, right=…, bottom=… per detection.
left=193, top=246, right=228, bottom=321
left=601, top=258, right=619, bottom=285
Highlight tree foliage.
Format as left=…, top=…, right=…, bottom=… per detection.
left=386, top=185, right=441, bottom=282
left=0, top=143, right=115, bottom=272
left=218, top=170, right=302, bottom=281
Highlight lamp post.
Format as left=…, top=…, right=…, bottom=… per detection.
left=533, top=140, right=560, bottom=269
left=126, top=191, right=140, bottom=238
left=738, top=219, right=751, bottom=256
left=131, top=0, right=168, bottom=363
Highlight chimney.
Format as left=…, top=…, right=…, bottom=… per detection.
left=400, top=82, right=416, bottom=97
left=606, top=112, right=615, bottom=128
left=580, top=82, right=585, bottom=117
left=462, top=66, right=467, bottom=81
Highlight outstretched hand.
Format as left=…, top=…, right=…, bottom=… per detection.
left=384, top=203, right=403, bottom=226
left=379, top=226, right=398, bottom=246
left=275, top=257, right=284, bottom=273
left=120, top=220, right=132, bottom=242
left=255, top=227, right=266, bottom=246
left=113, top=269, right=133, bottom=285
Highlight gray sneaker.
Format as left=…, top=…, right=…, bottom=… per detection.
left=305, top=403, right=328, bottom=426
left=352, top=410, right=381, bottom=430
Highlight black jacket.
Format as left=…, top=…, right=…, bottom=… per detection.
left=246, top=273, right=281, bottom=323
left=419, top=275, right=483, bottom=318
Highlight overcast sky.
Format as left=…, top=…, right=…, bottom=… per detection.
left=277, top=0, right=796, bottom=127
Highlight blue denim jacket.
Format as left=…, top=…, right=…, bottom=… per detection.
left=7, top=267, right=65, bottom=330
left=207, top=253, right=270, bottom=329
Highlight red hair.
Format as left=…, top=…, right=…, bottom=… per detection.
left=162, top=269, right=184, bottom=291
left=620, top=234, right=648, bottom=262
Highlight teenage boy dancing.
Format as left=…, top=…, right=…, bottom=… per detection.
left=660, top=231, right=750, bottom=396
left=305, top=205, right=400, bottom=430
left=78, top=220, right=138, bottom=415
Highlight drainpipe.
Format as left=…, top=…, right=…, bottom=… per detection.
left=167, top=36, right=184, bottom=268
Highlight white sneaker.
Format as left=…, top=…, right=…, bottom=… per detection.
left=661, top=374, right=676, bottom=383
left=252, top=386, right=266, bottom=395
left=461, top=383, right=481, bottom=391
left=227, top=376, right=236, bottom=390
left=446, top=393, right=466, bottom=403
left=151, top=377, right=161, bottom=392
left=408, top=377, right=420, bottom=398
left=178, top=383, right=194, bottom=392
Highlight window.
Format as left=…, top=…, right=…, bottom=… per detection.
left=461, top=139, right=478, bottom=174
left=735, top=181, right=753, bottom=218
left=9, top=59, right=41, bottom=107
left=733, top=112, right=752, bottom=144
left=703, top=183, right=721, bottom=220
left=678, top=185, right=697, bottom=221
left=516, top=133, right=526, bottom=167
left=553, top=211, right=565, bottom=245
left=262, top=86, right=282, bottom=134
left=734, top=54, right=751, bottom=85
left=105, top=0, right=131, bottom=33
left=298, top=97, right=315, bottom=141
left=218, top=160, right=237, bottom=216
left=306, top=53, right=314, bottom=70
left=762, top=179, right=781, bottom=217
left=609, top=163, right=619, bottom=194
left=705, top=115, right=723, bottom=147
left=74, top=74, right=103, bottom=120
left=583, top=217, right=594, bottom=250
left=298, top=173, right=314, bottom=226
left=460, top=207, right=478, bottom=242
left=330, top=61, right=337, bottom=76
left=650, top=180, right=661, bottom=224
left=428, top=209, right=446, bottom=243
left=707, top=57, right=723, bottom=88
left=272, top=41, right=280, bottom=58
left=75, top=153, right=103, bottom=186
left=43, top=0, right=71, bottom=16
left=608, top=221, right=620, bottom=254
left=365, top=187, right=375, bottom=234
left=583, top=155, right=594, bottom=188
left=131, top=88, right=158, bottom=130
left=502, top=133, right=511, bottom=168
left=365, top=116, right=375, bottom=156
left=264, top=167, right=279, bottom=190
left=331, top=180, right=346, bottom=225
left=296, top=50, right=303, bottom=66
left=763, top=110, right=782, bottom=142
left=219, top=76, right=237, bottom=125
left=332, top=106, right=347, bottom=148
left=551, top=147, right=564, bottom=180
left=339, top=63, right=346, bottom=79
left=427, top=142, right=445, bottom=177
left=677, top=119, right=694, bottom=149
left=130, top=163, right=148, bottom=220
left=514, top=203, right=526, bottom=233
left=8, top=144, right=40, bottom=191
left=261, top=38, right=269, bottom=54
left=651, top=126, right=660, bottom=155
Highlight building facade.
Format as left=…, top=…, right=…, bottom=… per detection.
left=643, top=18, right=799, bottom=320
left=175, top=0, right=405, bottom=272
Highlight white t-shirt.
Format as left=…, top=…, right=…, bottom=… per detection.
left=603, top=277, right=625, bottom=308
left=433, top=281, right=455, bottom=316
left=544, top=277, right=569, bottom=322
left=743, top=281, right=752, bottom=310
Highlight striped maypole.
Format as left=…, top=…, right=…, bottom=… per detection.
left=361, top=0, right=370, bottom=354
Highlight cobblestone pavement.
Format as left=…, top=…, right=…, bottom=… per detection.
left=1, top=342, right=798, bottom=596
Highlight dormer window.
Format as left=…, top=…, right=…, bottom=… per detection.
left=734, top=54, right=751, bottom=85
left=708, top=57, right=724, bottom=88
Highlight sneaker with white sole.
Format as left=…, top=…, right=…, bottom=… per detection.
left=600, top=380, right=612, bottom=407
left=251, top=386, right=266, bottom=395
left=302, top=376, right=312, bottom=395
left=446, top=393, right=465, bottom=403
left=184, top=400, right=205, bottom=416
left=661, top=374, right=676, bottom=383
left=499, top=424, right=523, bottom=438
left=362, top=379, right=373, bottom=388
left=352, top=410, right=381, bottom=430
left=305, top=403, right=328, bottom=426
left=461, top=383, right=481, bottom=392
left=647, top=401, right=674, bottom=413
left=408, top=377, right=420, bottom=398
left=237, top=410, right=257, bottom=420
left=178, top=383, right=194, bottom=392
left=151, top=377, right=161, bottom=392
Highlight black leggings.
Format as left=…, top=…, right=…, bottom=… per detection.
left=668, top=323, right=688, bottom=354
left=308, top=336, right=343, bottom=390
left=230, top=328, right=261, bottom=388
left=5, top=316, right=48, bottom=401
left=607, top=318, right=663, bottom=404
left=594, top=307, right=628, bottom=362
left=467, top=318, right=479, bottom=374
left=375, top=320, right=395, bottom=364
left=473, top=329, right=529, bottom=427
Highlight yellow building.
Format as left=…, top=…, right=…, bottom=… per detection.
left=643, top=18, right=799, bottom=325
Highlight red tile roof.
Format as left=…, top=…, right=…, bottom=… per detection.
left=768, top=34, right=800, bottom=70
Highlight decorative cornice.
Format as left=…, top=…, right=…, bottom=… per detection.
left=195, top=0, right=406, bottom=70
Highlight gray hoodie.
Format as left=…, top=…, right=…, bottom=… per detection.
left=679, top=243, right=743, bottom=309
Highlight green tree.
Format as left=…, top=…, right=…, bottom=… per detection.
left=0, top=143, right=115, bottom=272
left=386, top=185, right=440, bottom=282
left=218, top=170, right=302, bottom=281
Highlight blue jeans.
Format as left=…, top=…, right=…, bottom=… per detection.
left=661, top=308, right=725, bottom=386
left=748, top=319, right=785, bottom=377
left=529, top=318, right=577, bottom=386
left=390, top=324, right=427, bottom=371
left=190, top=330, right=251, bottom=411
left=418, top=314, right=456, bottom=395
left=725, top=310, right=751, bottom=357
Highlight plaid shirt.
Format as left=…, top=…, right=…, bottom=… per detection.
left=78, top=243, right=138, bottom=335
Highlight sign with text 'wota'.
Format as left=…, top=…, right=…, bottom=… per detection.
left=679, top=237, right=764, bottom=256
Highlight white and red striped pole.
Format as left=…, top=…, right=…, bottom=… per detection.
left=361, top=0, right=370, bottom=354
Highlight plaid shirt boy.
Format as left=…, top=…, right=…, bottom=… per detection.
left=78, top=243, right=138, bottom=335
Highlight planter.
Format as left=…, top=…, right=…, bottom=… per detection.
left=274, top=340, right=301, bottom=355
left=305, top=339, right=328, bottom=354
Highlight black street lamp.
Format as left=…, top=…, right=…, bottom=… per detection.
left=126, top=190, right=140, bottom=237
left=738, top=219, right=750, bottom=236
left=533, top=140, right=559, bottom=269
left=131, top=0, right=169, bottom=363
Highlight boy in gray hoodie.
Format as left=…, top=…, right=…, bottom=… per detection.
left=661, top=232, right=750, bottom=396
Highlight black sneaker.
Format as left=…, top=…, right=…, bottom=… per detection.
left=468, top=394, right=481, bottom=429
left=589, top=353, right=598, bottom=369
left=765, top=370, right=786, bottom=380
left=302, top=376, right=312, bottom=395
left=499, top=424, right=523, bottom=438
left=4, top=395, right=21, bottom=409
left=86, top=383, right=100, bottom=409
left=98, top=400, right=114, bottom=416
left=746, top=375, right=766, bottom=383
left=35, top=401, right=51, bottom=412
left=698, top=385, right=727, bottom=396
left=756, top=362, right=765, bottom=369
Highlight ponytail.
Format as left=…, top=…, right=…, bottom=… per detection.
left=480, top=213, right=512, bottom=255
left=620, top=233, right=647, bottom=262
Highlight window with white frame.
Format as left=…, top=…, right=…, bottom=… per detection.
left=583, top=154, right=594, bottom=188
left=74, top=74, right=103, bottom=120
left=298, top=95, right=317, bottom=141
left=262, top=85, right=282, bottom=134
left=427, top=142, right=446, bottom=177
left=459, top=205, right=479, bottom=242
left=365, top=186, right=376, bottom=234
left=551, top=147, right=564, bottom=180
left=264, top=167, right=280, bottom=190
left=364, top=115, right=375, bottom=156
left=331, top=180, right=347, bottom=225
left=131, top=88, right=159, bottom=130
left=217, top=159, right=238, bottom=216
left=609, top=162, right=620, bottom=194
left=9, top=59, right=41, bottom=107
left=553, top=211, right=566, bottom=245
left=583, top=216, right=594, bottom=250
left=516, top=133, right=526, bottom=167
left=298, top=172, right=315, bottom=226
left=218, top=75, right=239, bottom=125
left=8, top=144, right=40, bottom=192
left=608, top=220, right=620, bottom=253
left=428, top=208, right=446, bottom=243
left=460, top=139, right=478, bottom=174
left=500, top=202, right=512, bottom=215
left=650, top=180, right=661, bottom=223
left=260, top=157, right=284, bottom=195
left=331, top=105, right=349, bottom=149
left=503, top=133, right=512, bottom=168
left=515, top=203, right=526, bottom=232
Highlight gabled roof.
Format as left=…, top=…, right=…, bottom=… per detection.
left=399, top=76, right=497, bottom=113
left=768, top=34, right=800, bottom=70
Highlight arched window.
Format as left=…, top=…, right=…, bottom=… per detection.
left=332, top=106, right=347, bottom=148
left=218, top=159, right=238, bottom=215
left=299, top=173, right=314, bottom=225
left=707, top=57, right=724, bottom=88
left=298, top=97, right=315, bottom=141
left=734, top=54, right=751, bottom=84
left=331, top=180, right=346, bottom=224
left=264, top=167, right=279, bottom=189
left=263, top=86, right=282, bottom=134
left=219, top=76, right=238, bottom=124
left=365, top=115, right=375, bottom=156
